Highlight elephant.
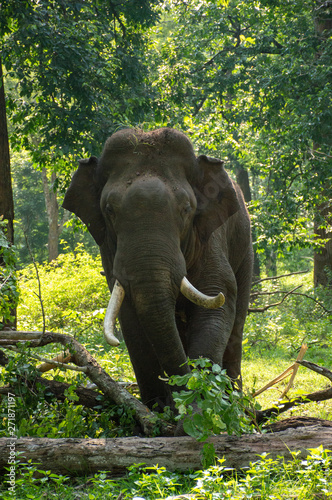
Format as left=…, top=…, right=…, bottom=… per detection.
left=63, top=127, right=253, bottom=416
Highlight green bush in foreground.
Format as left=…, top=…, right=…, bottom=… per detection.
left=168, top=358, right=259, bottom=437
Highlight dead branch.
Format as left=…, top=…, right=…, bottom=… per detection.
left=253, top=344, right=307, bottom=398
left=0, top=331, right=44, bottom=344
left=253, top=356, right=332, bottom=423
left=280, top=345, right=308, bottom=398
left=297, top=360, right=332, bottom=382
left=250, top=290, right=332, bottom=315
left=249, top=285, right=302, bottom=313
left=255, top=386, right=332, bottom=423
left=3, top=345, right=87, bottom=373
left=252, top=270, right=309, bottom=286
left=0, top=376, right=102, bottom=409
left=37, top=350, right=72, bottom=372
left=0, top=330, right=174, bottom=437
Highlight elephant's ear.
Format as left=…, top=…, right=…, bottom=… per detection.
left=194, top=155, right=240, bottom=243
left=62, top=156, right=106, bottom=246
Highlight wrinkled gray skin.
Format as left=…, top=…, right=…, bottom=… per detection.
left=63, top=128, right=253, bottom=416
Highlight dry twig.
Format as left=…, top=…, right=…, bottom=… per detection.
left=249, top=285, right=302, bottom=313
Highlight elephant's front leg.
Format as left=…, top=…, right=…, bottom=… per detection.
left=185, top=255, right=238, bottom=372
left=222, top=253, right=253, bottom=385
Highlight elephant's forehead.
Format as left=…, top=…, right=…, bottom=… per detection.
left=100, top=151, right=196, bottom=184
left=99, top=129, right=197, bottom=181
left=102, top=127, right=195, bottom=156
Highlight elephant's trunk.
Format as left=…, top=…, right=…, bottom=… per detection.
left=104, top=277, right=225, bottom=346
left=130, top=277, right=189, bottom=378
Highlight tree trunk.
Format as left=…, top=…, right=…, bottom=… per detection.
left=0, top=56, right=16, bottom=328
left=0, top=58, right=14, bottom=246
left=41, top=169, right=59, bottom=262
left=1, top=419, right=331, bottom=477
left=234, top=161, right=260, bottom=280
left=314, top=199, right=332, bottom=288
left=313, top=3, right=332, bottom=287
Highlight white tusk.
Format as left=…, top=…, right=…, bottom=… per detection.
left=180, top=276, right=225, bottom=309
left=103, top=280, right=125, bottom=346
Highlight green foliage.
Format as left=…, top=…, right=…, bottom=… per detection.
left=0, top=347, right=137, bottom=439
left=2, top=0, right=160, bottom=171
left=17, top=246, right=109, bottom=336
left=188, top=448, right=332, bottom=499
left=168, top=358, right=258, bottom=442
left=151, top=0, right=332, bottom=264
left=4, top=0, right=332, bottom=272
left=0, top=219, right=19, bottom=327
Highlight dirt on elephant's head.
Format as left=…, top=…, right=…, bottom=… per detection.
left=98, top=127, right=197, bottom=181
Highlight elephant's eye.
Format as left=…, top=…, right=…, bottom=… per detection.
left=106, top=203, right=115, bottom=217
left=182, top=203, right=192, bottom=217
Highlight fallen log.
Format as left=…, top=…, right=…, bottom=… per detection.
left=1, top=419, right=331, bottom=477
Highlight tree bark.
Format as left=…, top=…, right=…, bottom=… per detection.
left=0, top=56, right=16, bottom=328
left=0, top=57, right=14, bottom=246
left=1, top=419, right=331, bottom=477
left=314, top=198, right=332, bottom=287
left=313, top=3, right=332, bottom=287
left=41, top=169, right=60, bottom=262
left=233, top=160, right=260, bottom=280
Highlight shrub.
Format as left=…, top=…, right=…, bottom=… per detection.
left=17, top=246, right=109, bottom=342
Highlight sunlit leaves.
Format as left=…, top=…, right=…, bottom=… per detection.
left=168, top=358, right=257, bottom=442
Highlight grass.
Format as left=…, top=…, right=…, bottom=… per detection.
left=243, top=352, right=332, bottom=422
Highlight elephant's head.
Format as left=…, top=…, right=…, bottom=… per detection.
left=63, top=128, right=240, bottom=406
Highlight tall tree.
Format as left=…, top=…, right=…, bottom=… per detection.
left=0, top=56, right=13, bottom=245
left=0, top=55, right=16, bottom=327
left=313, top=0, right=332, bottom=287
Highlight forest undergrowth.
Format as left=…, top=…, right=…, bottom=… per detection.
left=1, top=248, right=332, bottom=499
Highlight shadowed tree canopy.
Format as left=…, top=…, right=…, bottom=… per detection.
left=0, top=0, right=331, bottom=280
left=0, top=0, right=160, bottom=261
left=0, top=0, right=159, bottom=168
